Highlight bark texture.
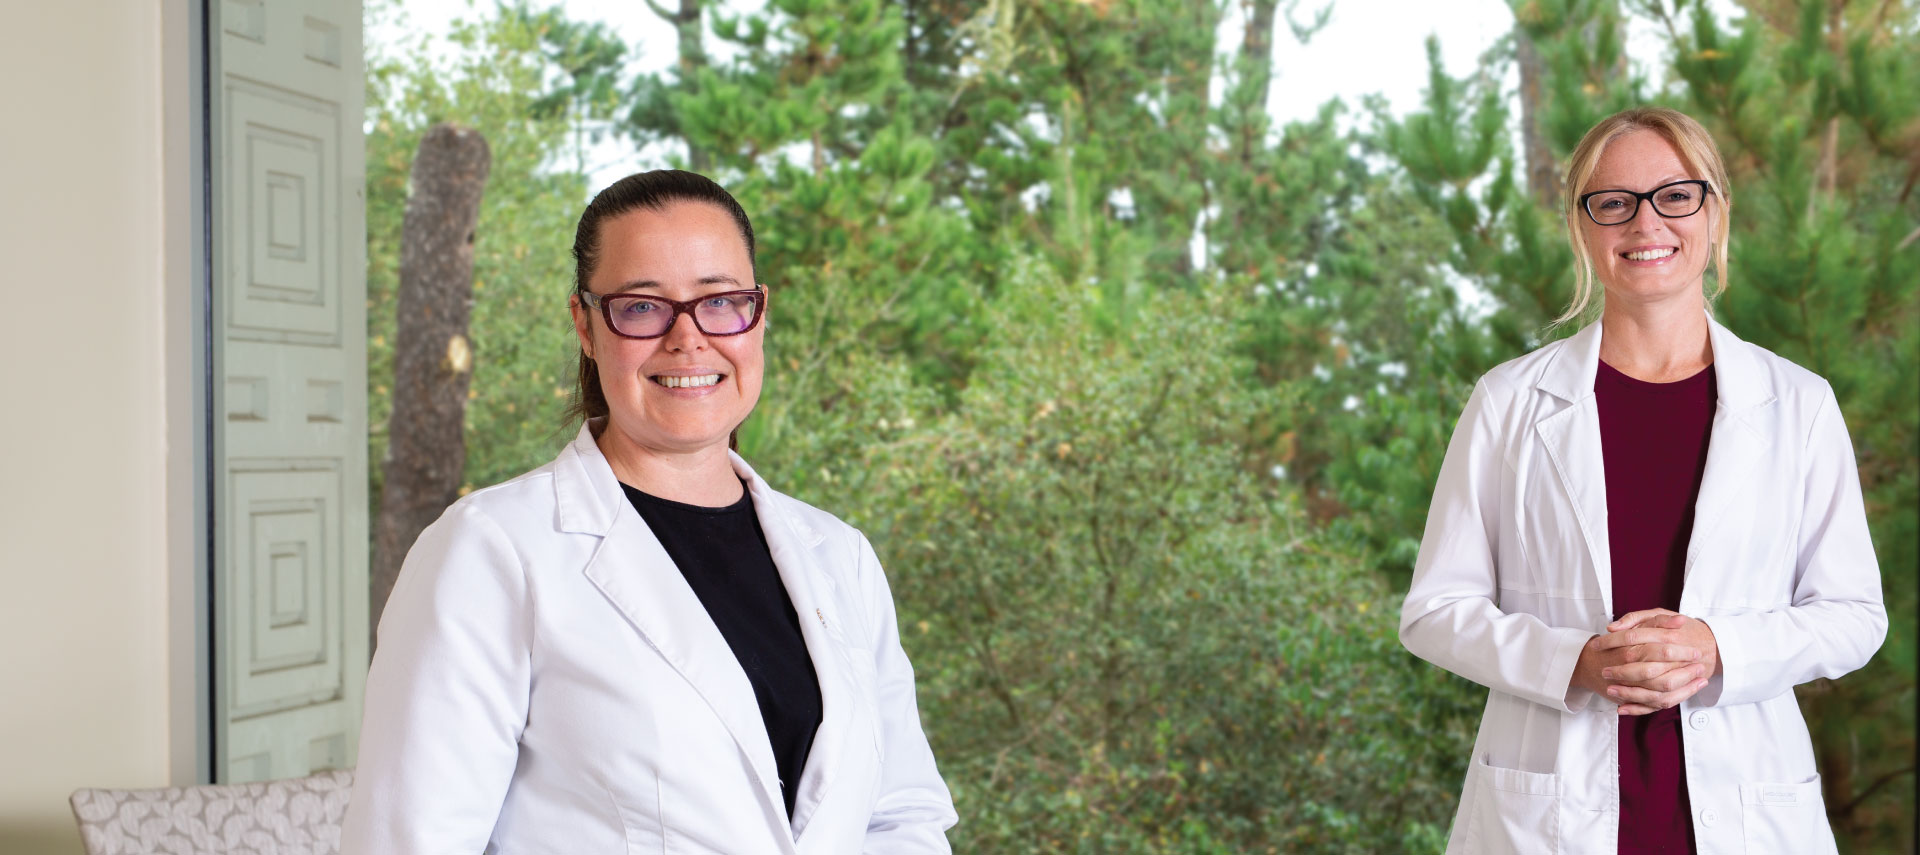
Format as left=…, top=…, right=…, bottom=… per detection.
left=647, top=0, right=710, bottom=171
left=371, top=123, right=491, bottom=640
left=1237, top=0, right=1280, bottom=166
left=1516, top=26, right=1561, bottom=210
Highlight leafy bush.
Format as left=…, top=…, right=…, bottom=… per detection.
left=760, top=261, right=1478, bottom=853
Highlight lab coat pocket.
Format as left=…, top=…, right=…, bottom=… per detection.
left=607, top=777, right=667, bottom=855
left=1740, top=775, right=1828, bottom=854
left=1464, top=755, right=1562, bottom=854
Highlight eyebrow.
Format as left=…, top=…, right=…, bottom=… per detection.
left=1589, top=174, right=1697, bottom=192
left=610, top=273, right=746, bottom=293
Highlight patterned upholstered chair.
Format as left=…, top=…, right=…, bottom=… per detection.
left=69, top=769, right=353, bottom=855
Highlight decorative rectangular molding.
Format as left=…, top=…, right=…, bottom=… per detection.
left=226, top=460, right=344, bottom=720
left=228, top=751, right=272, bottom=783
left=225, top=699, right=357, bottom=780
left=303, top=16, right=342, bottom=68
left=309, top=732, right=347, bottom=771
left=226, top=376, right=269, bottom=422
left=306, top=378, right=343, bottom=423
left=224, top=78, right=341, bottom=346
left=213, top=0, right=368, bottom=785
left=223, top=0, right=265, bottom=42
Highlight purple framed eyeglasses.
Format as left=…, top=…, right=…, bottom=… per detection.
left=577, top=288, right=767, bottom=340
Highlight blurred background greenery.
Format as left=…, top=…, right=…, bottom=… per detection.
left=364, top=0, right=1915, bottom=851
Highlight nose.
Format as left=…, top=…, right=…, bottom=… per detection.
left=661, top=308, right=709, bottom=352
left=1626, top=195, right=1668, bottom=233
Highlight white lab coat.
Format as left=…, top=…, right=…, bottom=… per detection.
left=340, top=423, right=957, bottom=854
left=1400, top=317, right=1885, bottom=855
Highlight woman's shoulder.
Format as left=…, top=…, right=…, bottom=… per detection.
left=450, top=459, right=562, bottom=516
left=750, top=475, right=865, bottom=548
left=1715, top=331, right=1844, bottom=434
left=1722, top=332, right=1833, bottom=396
left=1467, top=333, right=1582, bottom=405
left=412, top=456, right=568, bottom=553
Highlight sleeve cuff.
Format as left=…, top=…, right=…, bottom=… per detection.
left=1693, top=615, right=1741, bottom=706
left=1547, top=627, right=1596, bottom=713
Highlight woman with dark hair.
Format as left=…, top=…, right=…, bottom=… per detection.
left=341, top=170, right=957, bottom=853
left=1399, top=108, right=1884, bottom=854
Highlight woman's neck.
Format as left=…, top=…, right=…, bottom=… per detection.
left=593, top=422, right=744, bottom=507
left=1598, top=295, right=1713, bottom=383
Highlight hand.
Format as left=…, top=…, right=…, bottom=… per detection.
left=1589, top=609, right=1721, bottom=715
left=1571, top=633, right=1703, bottom=712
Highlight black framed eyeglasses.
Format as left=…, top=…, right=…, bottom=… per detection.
left=1579, top=180, right=1713, bottom=226
left=577, top=288, right=767, bottom=339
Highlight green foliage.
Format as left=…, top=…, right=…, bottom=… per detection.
left=1688, top=8, right=1919, bottom=846
left=780, top=262, right=1475, bottom=852
left=365, top=3, right=590, bottom=503
left=365, top=0, right=1916, bottom=850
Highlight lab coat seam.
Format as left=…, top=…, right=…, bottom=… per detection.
left=1533, top=413, right=1607, bottom=612
left=465, top=502, right=541, bottom=668
left=1802, top=384, right=1833, bottom=462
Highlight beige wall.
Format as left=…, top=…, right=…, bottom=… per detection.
left=0, top=1, right=183, bottom=852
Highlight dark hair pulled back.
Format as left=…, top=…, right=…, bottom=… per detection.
left=567, top=169, right=758, bottom=424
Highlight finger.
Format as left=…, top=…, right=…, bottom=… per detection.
left=1608, top=678, right=1708, bottom=711
left=1591, top=627, right=1659, bottom=650
left=1642, top=613, right=1690, bottom=630
left=1623, top=643, right=1708, bottom=664
left=1601, top=659, right=1695, bottom=684
left=1646, top=665, right=1709, bottom=692
left=1593, top=628, right=1693, bottom=652
left=1614, top=664, right=1707, bottom=693
left=1609, top=608, right=1679, bottom=631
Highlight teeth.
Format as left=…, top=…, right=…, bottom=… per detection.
left=1625, top=248, right=1676, bottom=261
left=655, top=374, right=721, bottom=388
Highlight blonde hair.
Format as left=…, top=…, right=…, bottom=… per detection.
left=1555, top=107, right=1733, bottom=327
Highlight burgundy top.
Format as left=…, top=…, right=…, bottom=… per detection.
left=1596, top=358, right=1716, bottom=855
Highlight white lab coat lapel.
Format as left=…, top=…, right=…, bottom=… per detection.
left=1529, top=316, right=1780, bottom=617
left=733, top=452, right=860, bottom=844
left=1683, top=318, right=1777, bottom=583
left=1532, top=320, right=1615, bottom=618
left=554, top=428, right=790, bottom=832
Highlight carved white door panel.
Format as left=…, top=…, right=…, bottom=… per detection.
left=211, top=0, right=366, bottom=783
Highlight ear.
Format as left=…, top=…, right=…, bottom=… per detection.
left=569, top=293, right=595, bottom=360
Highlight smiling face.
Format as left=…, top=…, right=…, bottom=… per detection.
left=570, top=201, right=764, bottom=458
left=1576, top=129, right=1719, bottom=312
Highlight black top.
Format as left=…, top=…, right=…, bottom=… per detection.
left=622, top=481, right=823, bottom=820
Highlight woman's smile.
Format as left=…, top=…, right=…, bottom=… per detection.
left=649, top=370, right=726, bottom=391
left=1619, top=244, right=1678, bottom=265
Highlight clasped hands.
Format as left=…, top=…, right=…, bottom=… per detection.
left=1571, top=608, right=1721, bottom=716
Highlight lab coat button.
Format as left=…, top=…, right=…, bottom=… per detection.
left=1699, top=809, right=1718, bottom=828
left=1688, top=710, right=1709, bottom=730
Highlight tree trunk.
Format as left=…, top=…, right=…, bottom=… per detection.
left=1516, top=26, right=1561, bottom=209
left=1237, top=0, right=1280, bottom=166
left=676, top=0, right=710, bottom=171
left=1165, top=0, right=1221, bottom=278
left=1810, top=0, right=1844, bottom=218
left=371, top=123, right=491, bottom=641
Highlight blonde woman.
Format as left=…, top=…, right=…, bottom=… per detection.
left=1400, top=107, right=1884, bottom=854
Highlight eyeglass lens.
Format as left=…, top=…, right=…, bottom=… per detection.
left=1585, top=182, right=1706, bottom=225
left=608, top=293, right=761, bottom=338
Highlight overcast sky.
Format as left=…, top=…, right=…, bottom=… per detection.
left=367, top=0, right=1638, bottom=191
